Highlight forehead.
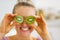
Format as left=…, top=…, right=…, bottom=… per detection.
left=15, top=6, right=36, bottom=17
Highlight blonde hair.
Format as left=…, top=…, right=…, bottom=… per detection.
left=12, top=0, right=36, bottom=14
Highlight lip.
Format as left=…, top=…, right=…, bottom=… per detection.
left=20, top=27, right=31, bottom=32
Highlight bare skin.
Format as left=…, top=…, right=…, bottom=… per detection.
left=0, top=6, right=51, bottom=40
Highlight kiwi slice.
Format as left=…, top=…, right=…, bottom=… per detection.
left=26, top=16, right=35, bottom=24
left=14, top=16, right=24, bottom=23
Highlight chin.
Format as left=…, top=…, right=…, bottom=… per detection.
left=16, top=25, right=33, bottom=37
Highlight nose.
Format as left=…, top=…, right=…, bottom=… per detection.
left=22, top=22, right=28, bottom=27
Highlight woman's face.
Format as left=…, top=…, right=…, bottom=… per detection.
left=14, top=6, right=36, bottom=37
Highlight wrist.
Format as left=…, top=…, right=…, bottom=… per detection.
left=0, top=32, right=5, bottom=40
left=0, top=29, right=5, bottom=36
left=41, top=30, right=49, bottom=36
left=40, top=31, right=52, bottom=40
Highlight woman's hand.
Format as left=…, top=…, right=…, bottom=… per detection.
left=30, top=14, right=52, bottom=40
left=0, top=13, right=16, bottom=36
left=36, top=14, right=47, bottom=33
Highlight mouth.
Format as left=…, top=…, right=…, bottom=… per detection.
left=20, top=27, right=31, bottom=32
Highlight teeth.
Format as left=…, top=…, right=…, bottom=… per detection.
left=22, top=27, right=29, bottom=31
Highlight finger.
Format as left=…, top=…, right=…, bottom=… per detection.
left=40, top=14, right=45, bottom=22
left=30, top=24, right=41, bottom=33
left=34, top=15, right=47, bottom=32
left=5, top=23, right=15, bottom=34
left=1, top=14, right=14, bottom=25
left=1, top=13, right=16, bottom=33
left=36, top=14, right=47, bottom=26
left=9, top=14, right=17, bottom=17
left=5, top=14, right=17, bottom=22
left=12, top=20, right=21, bottom=26
left=40, top=14, right=47, bottom=25
left=5, top=13, right=17, bottom=18
left=1, top=14, right=14, bottom=30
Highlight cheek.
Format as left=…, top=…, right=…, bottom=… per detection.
left=30, top=27, right=34, bottom=32
left=15, top=25, right=19, bottom=31
left=28, top=25, right=34, bottom=32
left=15, top=24, right=21, bottom=31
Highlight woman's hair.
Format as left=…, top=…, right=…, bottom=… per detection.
left=13, top=2, right=36, bottom=14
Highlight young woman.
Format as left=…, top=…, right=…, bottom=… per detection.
left=0, top=0, right=51, bottom=40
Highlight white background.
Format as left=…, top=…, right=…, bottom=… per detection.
left=0, top=0, right=60, bottom=40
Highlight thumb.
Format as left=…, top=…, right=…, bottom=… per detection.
left=30, top=24, right=42, bottom=33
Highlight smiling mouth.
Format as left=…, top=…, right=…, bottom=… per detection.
left=20, top=27, right=31, bottom=32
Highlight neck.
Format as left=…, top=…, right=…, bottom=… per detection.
left=16, top=34, right=32, bottom=40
